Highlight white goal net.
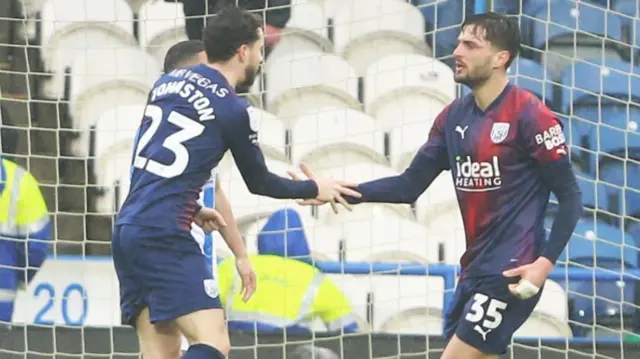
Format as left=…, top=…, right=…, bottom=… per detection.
left=0, top=0, right=638, bottom=358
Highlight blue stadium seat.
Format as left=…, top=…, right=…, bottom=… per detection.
left=559, top=218, right=636, bottom=266
left=556, top=217, right=638, bottom=336
left=577, top=176, right=596, bottom=209
left=507, top=58, right=554, bottom=107
left=560, top=60, right=640, bottom=111
left=411, top=0, right=472, bottom=58
left=613, top=1, right=640, bottom=63
left=529, top=0, right=625, bottom=79
left=599, top=159, right=640, bottom=217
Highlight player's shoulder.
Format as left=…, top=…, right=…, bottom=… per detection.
left=509, top=85, right=557, bottom=124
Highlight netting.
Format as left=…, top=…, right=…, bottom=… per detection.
left=0, top=0, right=638, bottom=358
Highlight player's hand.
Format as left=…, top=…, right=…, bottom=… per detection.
left=194, top=207, right=227, bottom=233
left=287, top=163, right=361, bottom=214
left=502, top=257, right=554, bottom=300
left=235, top=256, right=256, bottom=302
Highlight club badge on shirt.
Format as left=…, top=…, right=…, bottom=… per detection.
left=490, top=123, right=510, bottom=144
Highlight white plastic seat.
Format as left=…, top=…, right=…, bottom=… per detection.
left=218, top=151, right=296, bottom=219
left=365, top=54, right=456, bottom=125
left=69, top=47, right=161, bottom=156
left=138, top=1, right=188, bottom=66
left=333, top=0, right=430, bottom=75
left=247, top=106, right=286, bottom=155
left=328, top=274, right=445, bottom=331
left=39, top=0, right=137, bottom=98
left=378, top=307, right=444, bottom=335
left=93, top=104, right=145, bottom=164
left=94, top=140, right=133, bottom=213
left=290, top=107, right=386, bottom=169
left=339, top=215, right=438, bottom=263
left=394, top=151, right=464, bottom=263
left=267, top=1, right=332, bottom=64
left=264, top=52, right=360, bottom=120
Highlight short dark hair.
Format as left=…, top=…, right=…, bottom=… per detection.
left=203, top=6, right=263, bottom=63
left=163, top=40, right=205, bottom=73
left=461, top=12, right=521, bottom=69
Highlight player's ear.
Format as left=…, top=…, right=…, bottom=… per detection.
left=493, top=50, right=510, bottom=70
left=238, top=44, right=249, bottom=63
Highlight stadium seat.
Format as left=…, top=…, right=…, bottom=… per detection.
left=138, top=0, right=187, bottom=65
left=332, top=0, right=430, bottom=75
left=412, top=0, right=469, bottom=57
left=247, top=106, right=287, bottom=156
left=39, top=0, right=137, bottom=98
left=68, top=47, right=160, bottom=156
left=378, top=307, right=444, bottom=335
left=218, top=150, right=296, bottom=220
left=94, top=141, right=134, bottom=213
left=529, top=0, right=625, bottom=79
left=560, top=218, right=637, bottom=267
left=599, top=158, right=640, bottom=217
left=289, top=107, right=386, bottom=168
left=328, top=274, right=445, bottom=333
left=364, top=54, right=455, bottom=151
left=267, top=0, right=332, bottom=64
left=514, top=279, right=573, bottom=338
left=507, top=58, right=555, bottom=107
left=264, top=52, right=360, bottom=120
left=92, top=104, right=144, bottom=171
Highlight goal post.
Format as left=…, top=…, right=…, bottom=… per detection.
left=1, top=0, right=639, bottom=358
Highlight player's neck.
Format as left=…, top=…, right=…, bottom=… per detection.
left=472, top=74, right=509, bottom=112
left=206, top=63, right=239, bottom=89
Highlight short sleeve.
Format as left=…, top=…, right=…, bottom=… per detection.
left=519, top=100, right=568, bottom=164
left=421, top=106, right=451, bottom=170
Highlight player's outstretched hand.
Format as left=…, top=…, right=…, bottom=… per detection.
left=502, top=257, right=554, bottom=300
left=235, top=256, right=256, bottom=302
left=287, top=163, right=361, bottom=214
left=194, top=207, right=227, bottom=233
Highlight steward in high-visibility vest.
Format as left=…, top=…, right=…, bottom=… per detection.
left=0, top=157, right=52, bottom=323
left=217, top=209, right=359, bottom=334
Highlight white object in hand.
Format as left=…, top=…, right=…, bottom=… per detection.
left=514, top=279, right=540, bottom=300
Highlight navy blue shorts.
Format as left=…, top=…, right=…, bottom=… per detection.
left=112, top=225, right=222, bottom=326
left=443, top=275, right=543, bottom=355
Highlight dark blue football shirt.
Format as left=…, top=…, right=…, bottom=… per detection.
left=115, top=64, right=317, bottom=238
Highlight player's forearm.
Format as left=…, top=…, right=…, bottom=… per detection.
left=344, top=155, right=442, bottom=204
left=244, top=172, right=318, bottom=199
left=344, top=175, right=422, bottom=204
left=539, top=158, right=583, bottom=264
left=215, top=187, right=248, bottom=258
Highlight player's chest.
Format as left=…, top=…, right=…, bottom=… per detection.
left=447, top=115, right=521, bottom=161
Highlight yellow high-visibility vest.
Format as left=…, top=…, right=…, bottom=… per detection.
left=217, top=254, right=358, bottom=331
left=0, top=158, right=50, bottom=238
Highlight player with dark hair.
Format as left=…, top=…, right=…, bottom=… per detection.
left=296, top=12, right=583, bottom=359
left=161, top=39, right=256, bottom=354
left=163, top=39, right=207, bottom=73
left=112, top=6, right=360, bottom=359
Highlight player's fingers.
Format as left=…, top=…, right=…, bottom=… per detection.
left=507, top=283, right=518, bottom=296
left=337, top=180, right=359, bottom=189
left=502, top=267, right=522, bottom=278
left=336, top=185, right=361, bottom=198
left=299, top=163, right=316, bottom=179
left=287, top=170, right=301, bottom=180
left=330, top=200, right=339, bottom=214
left=212, top=212, right=227, bottom=227
left=335, top=195, right=353, bottom=212
left=296, top=199, right=323, bottom=206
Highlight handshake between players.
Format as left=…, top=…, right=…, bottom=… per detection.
left=195, top=163, right=361, bottom=233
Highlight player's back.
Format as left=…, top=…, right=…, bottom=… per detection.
left=116, top=64, right=242, bottom=238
